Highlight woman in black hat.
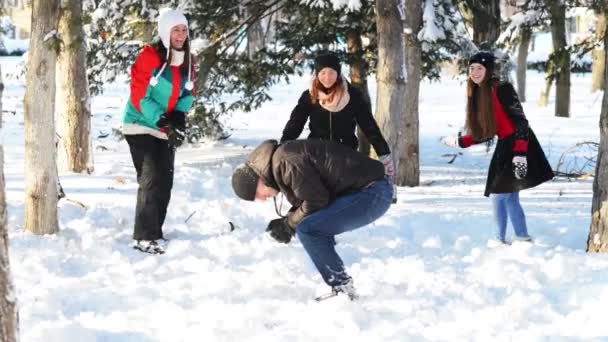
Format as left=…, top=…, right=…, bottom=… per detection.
left=280, top=52, right=395, bottom=181
left=441, top=51, right=554, bottom=245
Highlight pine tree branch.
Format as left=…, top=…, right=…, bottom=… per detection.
left=204, top=0, right=286, bottom=53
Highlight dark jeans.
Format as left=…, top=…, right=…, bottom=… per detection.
left=296, top=178, right=393, bottom=286
left=125, top=135, right=175, bottom=240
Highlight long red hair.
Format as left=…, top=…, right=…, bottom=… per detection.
left=310, top=75, right=345, bottom=105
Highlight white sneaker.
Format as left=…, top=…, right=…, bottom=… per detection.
left=133, top=240, right=165, bottom=254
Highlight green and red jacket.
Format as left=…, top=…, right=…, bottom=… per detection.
left=122, top=45, right=195, bottom=138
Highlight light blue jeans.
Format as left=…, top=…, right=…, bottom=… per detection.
left=296, top=178, right=393, bottom=287
left=491, top=192, right=530, bottom=241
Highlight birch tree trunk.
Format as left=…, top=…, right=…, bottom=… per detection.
left=398, top=0, right=422, bottom=186
left=588, top=7, right=608, bottom=253
left=547, top=0, right=571, bottom=117
left=24, top=0, right=61, bottom=235
left=374, top=0, right=405, bottom=167
left=0, top=54, right=20, bottom=342
left=591, top=11, right=606, bottom=93
left=346, top=30, right=371, bottom=156
left=517, top=26, right=532, bottom=103
left=57, top=0, right=93, bottom=174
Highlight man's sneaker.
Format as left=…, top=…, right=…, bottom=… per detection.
left=514, top=235, right=533, bottom=243
left=333, top=280, right=359, bottom=301
left=133, top=240, right=165, bottom=254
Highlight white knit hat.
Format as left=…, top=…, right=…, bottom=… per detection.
left=150, top=8, right=193, bottom=91
left=158, top=8, right=188, bottom=49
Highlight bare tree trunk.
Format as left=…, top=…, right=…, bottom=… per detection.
left=346, top=30, right=371, bottom=156
left=247, top=20, right=264, bottom=56
left=245, top=2, right=265, bottom=57
left=547, top=0, right=571, bottom=117
left=24, top=0, right=61, bottom=235
left=398, top=0, right=422, bottom=187
left=57, top=0, right=93, bottom=174
left=592, top=11, right=606, bottom=93
left=141, top=20, right=155, bottom=45
left=461, top=0, right=501, bottom=47
left=539, top=66, right=553, bottom=107
left=517, top=26, right=532, bottom=103
left=588, top=9, right=608, bottom=253
left=0, top=58, right=20, bottom=342
left=263, top=10, right=277, bottom=48
left=196, top=44, right=220, bottom=94
left=374, top=0, right=406, bottom=164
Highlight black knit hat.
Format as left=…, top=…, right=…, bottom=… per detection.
left=314, top=53, right=341, bottom=76
left=469, top=51, right=495, bottom=71
left=231, top=164, right=259, bottom=201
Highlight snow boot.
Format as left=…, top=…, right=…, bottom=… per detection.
left=315, top=279, right=359, bottom=301
left=133, top=239, right=165, bottom=254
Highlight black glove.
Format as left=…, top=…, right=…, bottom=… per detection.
left=170, top=111, right=186, bottom=131
left=156, top=114, right=170, bottom=129
left=156, top=111, right=186, bottom=130
left=165, top=125, right=185, bottom=148
left=157, top=111, right=186, bottom=148
left=266, top=218, right=294, bottom=244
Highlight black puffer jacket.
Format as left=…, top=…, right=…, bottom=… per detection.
left=246, top=139, right=385, bottom=228
left=280, top=83, right=391, bottom=156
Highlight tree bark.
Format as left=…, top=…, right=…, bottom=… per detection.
left=346, top=30, right=371, bottom=156
left=588, top=8, right=608, bottom=253
left=0, top=55, right=20, bottom=342
left=195, top=44, right=220, bottom=95
left=141, top=20, right=156, bottom=45
left=539, top=64, right=554, bottom=108
left=547, top=0, right=571, bottom=117
left=592, top=11, right=606, bottom=93
left=463, top=0, right=501, bottom=47
left=247, top=20, right=264, bottom=57
left=539, top=85, right=551, bottom=107
left=517, top=26, right=532, bottom=103
left=246, top=2, right=265, bottom=57
left=398, top=0, right=422, bottom=186
left=24, top=0, right=61, bottom=235
left=57, top=0, right=93, bottom=174
left=374, top=0, right=406, bottom=167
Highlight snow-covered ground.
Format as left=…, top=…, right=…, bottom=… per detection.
left=2, top=55, right=607, bottom=341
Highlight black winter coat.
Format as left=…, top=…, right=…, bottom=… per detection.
left=486, top=130, right=553, bottom=196
left=280, top=83, right=391, bottom=156
left=246, top=139, right=385, bottom=228
left=458, top=81, right=554, bottom=196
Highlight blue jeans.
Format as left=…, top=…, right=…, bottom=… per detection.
left=491, top=192, right=530, bottom=241
left=296, top=178, right=393, bottom=287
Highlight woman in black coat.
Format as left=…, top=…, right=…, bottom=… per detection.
left=442, top=52, right=554, bottom=244
left=280, top=52, right=395, bottom=179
